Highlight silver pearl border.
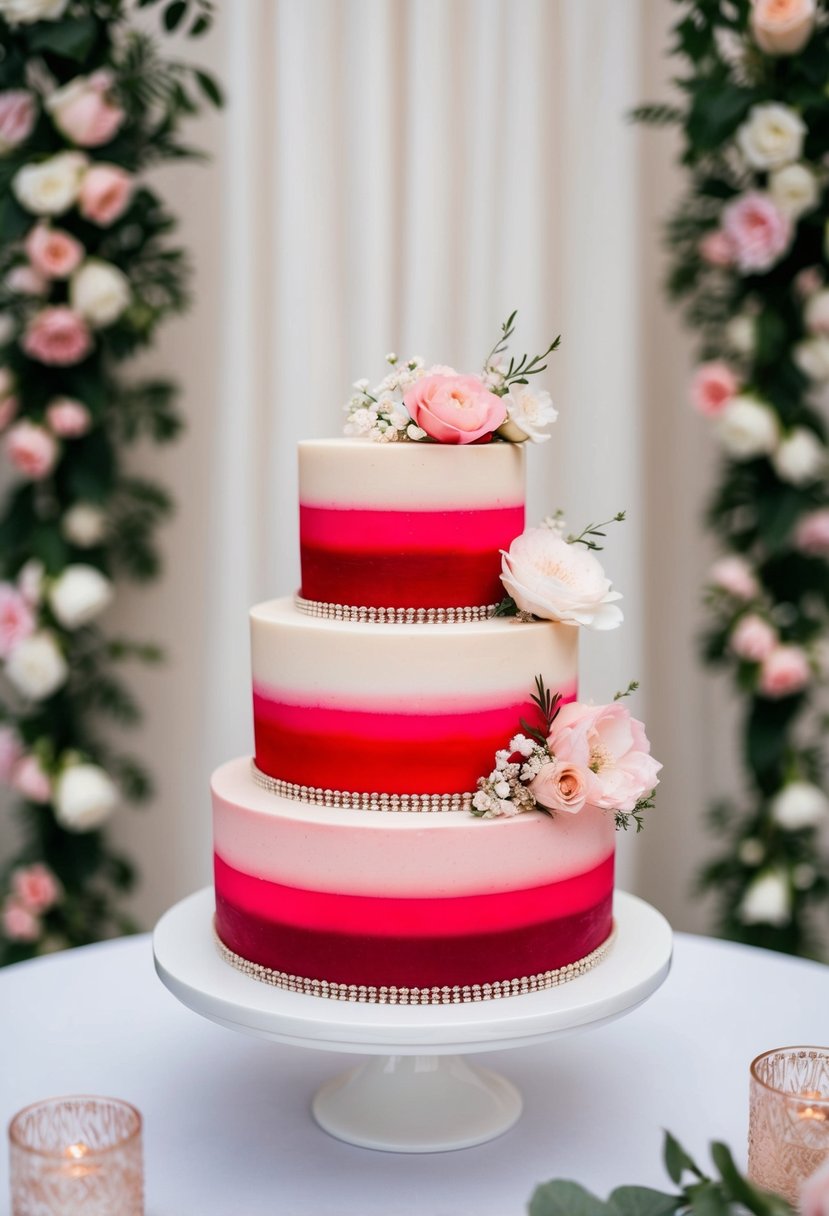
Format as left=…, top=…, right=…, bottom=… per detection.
left=214, top=923, right=616, bottom=1004
left=294, top=594, right=500, bottom=624
left=251, top=760, right=472, bottom=813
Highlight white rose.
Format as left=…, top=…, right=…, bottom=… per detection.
left=770, top=781, right=828, bottom=831
left=54, top=763, right=118, bottom=832
left=715, top=395, right=779, bottom=459
left=725, top=315, right=755, bottom=357
left=768, top=163, right=818, bottom=219
left=12, top=151, right=86, bottom=217
left=736, top=103, right=806, bottom=170
left=70, top=260, right=130, bottom=327
left=498, top=385, right=558, bottom=444
left=49, top=564, right=113, bottom=630
left=772, top=428, right=826, bottom=485
left=4, top=630, right=67, bottom=700
left=794, top=335, right=829, bottom=381
left=61, top=504, right=107, bottom=548
left=500, top=527, right=623, bottom=631
left=804, top=290, right=829, bottom=336
left=0, top=0, right=68, bottom=22
left=738, top=870, right=791, bottom=926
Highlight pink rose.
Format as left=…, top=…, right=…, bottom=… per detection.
left=12, top=754, right=51, bottom=804
left=46, top=70, right=124, bottom=148
left=690, top=361, right=740, bottom=417
left=22, top=306, right=92, bottom=366
left=708, top=555, right=759, bottom=601
left=795, top=508, right=829, bottom=556
left=801, top=1158, right=829, bottom=1216
left=0, top=582, right=35, bottom=657
left=699, top=230, right=735, bottom=267
left=0, top=725, right=22, bottom=784
left=723, top=192, right=792, bottom=273
left=528, top=760, right=588, bottom=815
left=759, top=643, right=811, bottom=698
left=6, top=264, right=47, bottom=296
left=11, top=863, right=61, bottom=913
left=0, top=90, right=36, bottom=155
left=0, top=395, right=18, bottom=432
left=1, top=899, right=39, bottom=943
left=403, top=374, right=506, bottom=444
left=46, top=397, right=91, bottom=438
left=79, top=164, right=133, bottom=226
left=25, top=223, right=84, bottom=279
left=751, top=0, right=816, bottom=55
left=730, top=613, right=777, bottom=662
left=795, top=266, right=824, bottom=299
left=547, top=701, right=661, bottom=813
left=5, top=420, right=59, bottom=480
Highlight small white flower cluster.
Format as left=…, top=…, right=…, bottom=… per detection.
left=470, top=733, right=545, bottom=819
left=343, top=354, right=432, bottom=443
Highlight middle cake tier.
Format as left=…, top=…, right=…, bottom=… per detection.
left=252, top=598, right=578, bottom=800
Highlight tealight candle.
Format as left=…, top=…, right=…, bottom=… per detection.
left=749, top=1047, right=829, bottom=1204
left=8, top=1095, right=143, bottom=1216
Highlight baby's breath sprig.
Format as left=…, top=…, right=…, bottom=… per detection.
left=567, top=511, right=627, bottom=552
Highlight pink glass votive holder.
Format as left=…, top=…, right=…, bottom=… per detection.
left=748, top=1046, right=829, bottom=1204
left=8, top=1095, right=143, bottom=1216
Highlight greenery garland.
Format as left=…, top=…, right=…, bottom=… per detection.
left=0, top=0, right=221, bottom=964
left=637, top=0, right=829, bottom=957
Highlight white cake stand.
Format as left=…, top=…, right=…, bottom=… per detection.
left=153, top=888, right=671, bottom=1153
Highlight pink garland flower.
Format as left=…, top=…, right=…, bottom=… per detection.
left=547, top=701, right=661, bottom=813
left=25, top=223, right=84, bottom=279
left=722, top=192, right=792, bottom=274
left=708, top=555, right=759, bottom=601
left=45, top=70, right=124, bottom=148
left=5, top=421, right=59, bottom=480
left=11, top=863, right=61, bottom=914
left=730, top=613, right=777, bottom=662
left=403, top=373, right=506, bottom=444
left=46, top=397, right=91, bottom=438
left=759, top=643, right=811, bottom=698
left=795, top=508, right=829, bottom=556
left=79, top=163, right=134, bottom=226
left=0, top=582, right=36, bottom=658
left=690, top=361, right=740, bottom=417
left=751, top=0, right=816, bottom=55
left=0, top=90, right=36, bottom=155
left=1, top=899, right=39, bottom=943
left=699, top=230, right=735, bottom=267
left=11, top=754, right=51, bottom=804
left=22, top=306, right=92, bottom=366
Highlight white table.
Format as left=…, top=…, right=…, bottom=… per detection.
left=1, top=921, right=827, bottom=1216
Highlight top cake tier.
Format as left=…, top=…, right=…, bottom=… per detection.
left=298, top=439, right=525, bottom=616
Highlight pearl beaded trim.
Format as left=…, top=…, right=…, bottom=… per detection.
left=251, top=760, right=472, bottom=812
left=214, top=923, right=616, bottom=1004
left=294, top=594, right=499, bottom=624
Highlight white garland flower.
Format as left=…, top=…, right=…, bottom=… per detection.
left=769, top=163, right=818, bottom=219
left=12, top=151, right=86, bottom=217
left=772, top=428, right=826, bottom=486
left=5, top=630, right=67, bottom=700
left=49, top=564, right=113, bottom=630
left=0, top=0, right=67, bottom=22
left=805, top=289, right=829, bottom=336
left=501, top=527, right=623, bottom=630
left=738, top=869, right=791, bottom=926
left=70, top=259, right=131, bottom=328
left=497, top=385, right=558, bottom=444
left=770, top=781, right=828, bottom=831
left=725, top=314, right=755, bottom=356
left=736, top=103, right=806, bottom=170
left=794, top=335, right=829, bottom=381
left=61, top=503, right=107, bottom=548
left=54, top=763, right=119, bottom=832
left=714, top=395, right=779, bottom=459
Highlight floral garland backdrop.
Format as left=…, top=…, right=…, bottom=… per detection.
left=0, top=0, right=221, bottom=964
left=637, top=0, right=829, bottom=956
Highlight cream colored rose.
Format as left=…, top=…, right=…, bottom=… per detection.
left=769, top=163, right=818, bottom=218
left=715, top=395, right=779, bottom=458
left=54, top=763, right=118, bottom=832
left=804, top=290, right=829, bottom=336
left=725, top=315, right=755, bottom=356
left=497, top=385, right=558, bottom=444
left=772, top=428, right=826, bottom=485
left=736, top=103, right=806, bottom=170
left=5, top=630, right=67, bottom=700
left=61, top=503, right=107, bottom=548
left=70, top=260, right=130, bottom=327
left=739, top=870, right=791, bottom=926
left=49, top=564, right=113, bottom=629
left=770, top=781, right=828, bottom=831
left=500, top=527, right=623, bottom=630
left=794, top=336, right=829, bottom=381
left=12, top=151, right=86, bottom=217
left=751, top=0, right=816, bottom=55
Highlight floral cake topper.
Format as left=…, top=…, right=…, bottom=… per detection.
left=344, top=311, right=559, bottom=445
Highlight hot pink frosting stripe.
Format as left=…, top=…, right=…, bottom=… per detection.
left=214, top=851, right=615, bottom=937
left=300, top=504, right=524, bottom=552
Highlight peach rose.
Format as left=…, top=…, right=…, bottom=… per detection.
left=46, top=397, right=91, bottom=438
left=5, top=420, right=59, bottom=480
left=699, top=230, right=735, bottom=267
left=690, top=361, right=740, bottom=417
left=528, top=760, right=587, bottom=815
left=25, top=223, right=83, bottom=279
left=403, top=373, right=506, bottom=444
left=22, top=306, right=92, bottom=366
left=548, top=701, right=661, bottom=813
left=79, top=163, right=133, bottom=226
left=751, top=0, right=816, bottom=55
left=759, top=643, right=811, bottom=698
left=0, top=582, right=35, bottom=657
left=730, top=613, right=777, bottom=662
left=45, top=70, right=124, bottom=148
left=795, top=508, right=829, bottom=556
left=723, top=192, right=791, bottom=273
left=0, top=90, right=36, bottom=154
left=12, top=754, right=51, bottom=803
left=1, top=900, right=39, bottom=943
left=11, top=863, right=61, bottom=913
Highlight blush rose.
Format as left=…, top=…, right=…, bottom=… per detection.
left=403, top=373, right=506, bottom=444
left=722, top=192, right=791, bottom=273
left=4, top=421, right=59, bottom=480
left=528, top=760, right=587, bottom=815
left=79, top=163, right=133, bottom=226
left=751, top=0, right=816, bottom=55
left=0, top=89, right=36, bottom=154
left=547, top=701, right=661, bottom=813
left=759, top=644, right=811, bottom=698
left=25, top=223, right=84, bottom=279
left=46, top=397, right=91, bottom=438
left=22, top=306, right=92, bottom=366
left=690, top=361, right=740, bottom=417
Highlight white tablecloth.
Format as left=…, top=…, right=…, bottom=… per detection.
left=1, top=921, right=827, bottom=1216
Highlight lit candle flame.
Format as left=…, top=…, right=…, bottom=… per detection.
left=65, top=1142, right=90, bottom=1160
left=797, top=1092, right=829, bottom=1123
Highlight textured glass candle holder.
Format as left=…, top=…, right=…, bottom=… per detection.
left=748, top=1047, right=829, bottom=1204
left=8, top=1095, right=143, bottom=1216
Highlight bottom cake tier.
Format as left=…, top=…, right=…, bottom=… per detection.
left=212, top=757, right=616, bottom=1003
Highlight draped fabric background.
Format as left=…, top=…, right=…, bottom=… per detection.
left=4, top=1, right=728, bottom=937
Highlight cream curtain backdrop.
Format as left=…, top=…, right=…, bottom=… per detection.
left=94, top=0, right=722, bottom=936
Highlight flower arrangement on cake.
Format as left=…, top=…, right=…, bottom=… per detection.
left=636, top=0, right=829, bottom=956
left=0, top=0, right=221, bottom=964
